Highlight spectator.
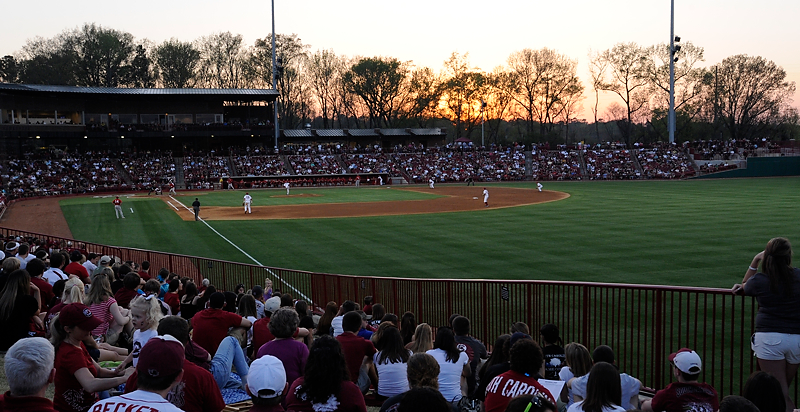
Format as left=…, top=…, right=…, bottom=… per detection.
left=316, top=301, right=337, bottom=336
left=369, top=304, right=386, bottom=328
left=733, top=237, right=800, bottom=412
left=191, top=291, right=251, bottom=354
left=570, top=345, right=641, bottom=410
left=426, top=326, right=470, bottom=403
left=253, top=285, right=266, bottom=318
left=285, top=335, right=367, bottom=412
left=540, top=324, right=565, bottom=380
left=114, top=272, right=141, bottom=309
left=337, top=310, right=378, bottom=393
left=363, top=296, right=373, bottom=316
left=124, top=316, right=225, bottom=412
left=400, top=312, right=417, bottom=346
left=83, top=253, right=99, bottom=275
left=356, top=310, right=374, bottom=340
left=91, top=335, right=184, bottom=412
left=0, top=269, right=42, bottom=351
left=373, top=325, right=412, bottom=400
left=143, top=279, right=171, bottom=315
left=742, top=371, right=786, bottom=412
left=252, top=296, right=282, bottom=354
left=396, top=387, right=451, bottom=412
left=567, top=362, right=624, bottom=412
left=50, top=303, right=134, bottom=412
left=14, top=243, right=34, bottom=270
left=406, top=322, right=433, bottom=354
left=246, top=355, right=287, bottom=412
left=238, top=294, right=259, bottom=350
left=719, top=396, right=760, bottom=412
left=484, top=339, right=555, bottom=412
left=295, top=300, right=315, bottom=333
left=163, top=278, right=181, bottom=315
left=64, top=250, right=90, bottom=284
left=332, top=300, right=357, bottom=337
left=190, top=292, right=250, bottom=389
left=0, top=337, right=57, bottom=411
left=256, top=307, right=309, bottom=391
left=84, top=272, right=132, bottom=345
left=118, top=295, right=165, bottom=368
left=27, top=257, right=54, bottom=312
left=43, top=252, right=68, bottom=285
left=91, top=255, right=113, bottom=281
left=180, top=281, right=200, bottom=320
left=452, top=315, right=488, bottom=397
left=380, top=352, right=458, bottom=412
left=642, top=348, right=718, bottom=412
left=474, top=334, right=511, bottom=398
left=559, top=343, right=593, bottom=409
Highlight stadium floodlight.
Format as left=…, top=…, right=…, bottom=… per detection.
left=668, top=0, right=679, bottom=143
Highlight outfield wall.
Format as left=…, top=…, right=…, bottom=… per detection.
left=695, top=156, right=800, bottom=178
left=2, top=225, right=793, bottom=401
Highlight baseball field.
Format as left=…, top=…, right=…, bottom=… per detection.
left=44, top=177, right=800, bottom=288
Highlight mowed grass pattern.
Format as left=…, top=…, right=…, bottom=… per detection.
left=61, top=178, right=800, bottom=288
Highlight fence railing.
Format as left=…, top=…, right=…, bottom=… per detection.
left=1, top=226, right=790, bottom=400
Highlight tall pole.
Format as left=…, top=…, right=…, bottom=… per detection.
left=480, top=101, right=485, bottom=148
left=668, top=0, right=676, bottom=143
left=272, top=0, right=279, bottom=153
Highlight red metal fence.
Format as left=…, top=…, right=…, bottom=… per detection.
left=1, top=226, right=792, bottom=400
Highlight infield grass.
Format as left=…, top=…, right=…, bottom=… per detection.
left=60, top=178, right=800, bottom=288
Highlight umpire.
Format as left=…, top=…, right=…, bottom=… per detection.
left=192, top=198, right=201, bottom=221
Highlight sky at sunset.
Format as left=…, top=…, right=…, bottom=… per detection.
left=2, top=0, right=798, bottom=119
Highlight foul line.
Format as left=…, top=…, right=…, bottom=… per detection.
left=169, top=195, right=312, bottom=304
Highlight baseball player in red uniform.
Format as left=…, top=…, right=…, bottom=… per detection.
left=113, top=196, right=125, bottom=218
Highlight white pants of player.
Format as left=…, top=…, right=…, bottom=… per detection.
left=286, top=188, right=290, bottom=195
left=170, top=188, right=176, bottom=195
left=244, top=202, right=251, bottom=213
left=429, top=182, right=435, bottom=189
left=115, top=205, right=124, bottom=218
left=484, top=195, right=489, bottom=206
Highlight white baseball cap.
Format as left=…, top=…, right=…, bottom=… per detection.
left=669, top=348, right=702, bottom=374
left=264, top=296, right=281, bottom=313
left=247, top=355, right=286, bottom=399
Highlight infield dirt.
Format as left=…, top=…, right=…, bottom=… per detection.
left=169, top=186, right=568, bottom=221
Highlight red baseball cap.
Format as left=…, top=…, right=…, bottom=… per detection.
left=59, top=303, right=102, bottom=331
left=137, top=335, right=185, bottom=378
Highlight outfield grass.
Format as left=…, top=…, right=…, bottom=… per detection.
left=61, top=178, right=800, bottom=288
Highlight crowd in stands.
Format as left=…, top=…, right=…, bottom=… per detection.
left=636, top=144, right=697, bottom=179
left=287, top=154, right=345, bottom=175
left=1, top=233, right=799, bottom=412
left=183, top=155, right=230, bottom=187
left=530, top=149, right=583, bottom=181
left=583, top=148, right=638, bottom=180
left=119, top=151, right=176, bottom=190
left=233, top=156, right=288, bottom=176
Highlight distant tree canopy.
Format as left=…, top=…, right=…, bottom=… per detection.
left=3, top=23, right=797, bottom=145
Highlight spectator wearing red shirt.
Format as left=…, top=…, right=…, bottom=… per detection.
left=336, top=311, right=377, bottom=393
left=138, top=260, right=151, bottom=281
left=484, top=339, right=556, bottom=412
left=125, top=316, right=225, bottom=412
left=191, top=292, right=251, bottom=354
left=114, top=273, right=142, bottom=309
left=190, top=292, right=250, bottom=389
left=27, top=258, right=54, bottom=313
left=64, top=250, right=90, bottom=285
left=0, top=337, right=58, bottom=412
left=163, top=279, right=181, bottom=315
left=642, top=349, right=718, bottom=412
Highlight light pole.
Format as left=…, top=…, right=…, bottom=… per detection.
left=271, top=0, right=279, bottom=153
left=668, top=0, right=680, bottom=143
left=480, top=100, right=486, bottom=148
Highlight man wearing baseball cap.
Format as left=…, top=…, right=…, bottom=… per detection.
left=90, top=335, right=185, bottom=412
left=246, top=355, right=288, bottom=412
left=642, top=348, right=719, bottom=412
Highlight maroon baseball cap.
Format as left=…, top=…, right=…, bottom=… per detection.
left=59, top=303, right=102, bottom=331
left=137, top=335, right=185, bottom=378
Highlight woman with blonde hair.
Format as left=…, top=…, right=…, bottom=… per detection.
left=84, top=272, right=132, bottom=344
left=561, top=342, right=593, bottom=408
left=406, top=323, right=433, bottom=353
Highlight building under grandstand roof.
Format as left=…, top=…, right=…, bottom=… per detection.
left=0, top=83, right=447, bottom=154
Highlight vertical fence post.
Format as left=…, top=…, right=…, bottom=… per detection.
left=582, top=285, right=590, bottom=346
left=653, top=289, right=664, bottom=390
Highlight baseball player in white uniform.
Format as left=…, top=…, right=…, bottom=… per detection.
left=284, top=182, right=291, bottom=195
left=243, top=192, right=252, bottom=214
left=429, top=177, right=435, bottom=189
left=483, top=188, right=489, bottom=207
left=537, top=182, right=543, bottom=192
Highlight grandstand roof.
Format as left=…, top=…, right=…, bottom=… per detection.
left=409, top=128, right=446, bottom=136
left=380, top=129, right=408, bottom=136
left=347, top=129, right=380, bottom=136
left=0, top=83, right=278, bottom=98
left=283, top=129, right=314, bottom=137
left=315, top=129, right=346, bottom=137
